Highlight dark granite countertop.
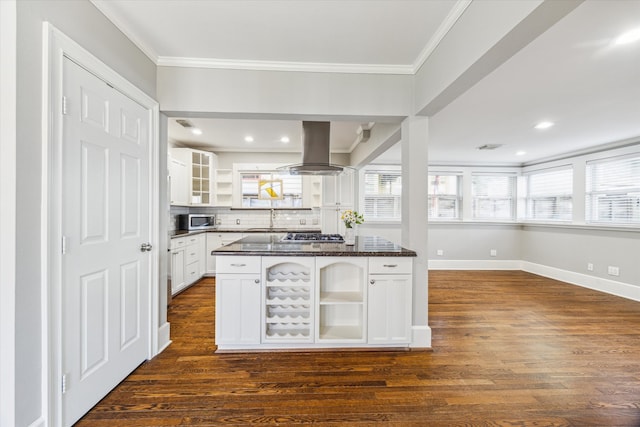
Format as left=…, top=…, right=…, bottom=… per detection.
left=213, top=233, right=416, bottom=257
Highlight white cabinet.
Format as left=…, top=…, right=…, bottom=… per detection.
left=262, top=257, right=315, bottom=343
left=170, top=237, right=187, bottom=295
left=367, top=258, right=412, bottom=344
left=171, top=234, right=205, bottom=295
left=215, top=256, right=262, bottom=346
left=170, top=147, right=216, bottom=206
left=321, top=173, right=355, bottom=234
left=169, top=155, right=189, bottom=206
left=315, top=257, right=367, bottom=343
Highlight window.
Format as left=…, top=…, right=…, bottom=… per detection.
left=428, top=174, right=461, bottom=219
left=362, top=168, right=402, bottom=221
left=586, top=153, right=640, bottom=224
left=471, top=173, right=516, bottom=220
left=240, top=172, right=302, bottom=208
left=522, top=166, right=573, bottom=221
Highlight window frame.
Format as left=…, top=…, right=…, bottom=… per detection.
left=521, top=165, right=573, bottom=222
left=359, top=165, right=402, bottom=223
left=428, top=172, right=462, bottom=221
left=471, top=172, right=517, bottom=221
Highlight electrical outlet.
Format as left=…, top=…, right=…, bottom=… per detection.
left=300, top=219, right=306, bottom=225
left=236, top=219, right=241, bottom=225
left=490, top=249, right=497, bottom=257
left=436, top=249, right=444, bottom=256
left=587, top=263, right=594, bottom=271
left=607, top=266, right=620, bottom=276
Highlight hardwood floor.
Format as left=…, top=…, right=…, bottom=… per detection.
left=76, top=271, right=640, bottom=426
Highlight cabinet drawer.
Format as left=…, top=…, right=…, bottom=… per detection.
left=217, top=256, right=261, bottom=274
left=368, top=257, right=413, bottom=274
left=185, top=261, right=200, bottom=284
left=171, top=236, right=187, bottom=250
left=185, top=246, right=199, bottom=264
left=185, top=235, right=201, bottom=246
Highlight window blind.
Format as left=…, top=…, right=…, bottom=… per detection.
left=586, top=153, right=640, bottom=224
left=471, top=173, right=516, bottom=220
left=240, top=172, right=302, bottom=208
left=363, top=169, right=402, bottom=221
left=428, top=174, right=461, bottom=219
left=523, top=166, right=573, bottom=221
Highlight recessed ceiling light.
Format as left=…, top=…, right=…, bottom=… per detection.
left=280, top=136, right=290, bottom=143
left=244, top=136, right=254, bottom=143
left=516, top=151, right=527, bottom=156
left=615, top=28, right=640, bottom=45
left=191, top=128, right=202, bottom=135
left=534, top=121, right=554, bottom=130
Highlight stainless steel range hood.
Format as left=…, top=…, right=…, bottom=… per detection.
left=279, top=121, right=346, bottom=176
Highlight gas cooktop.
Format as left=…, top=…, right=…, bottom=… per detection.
left=281, top=233, right=344, bottom=243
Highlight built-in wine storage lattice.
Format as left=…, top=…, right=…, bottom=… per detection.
left=263, top=259, right=314, bottom=342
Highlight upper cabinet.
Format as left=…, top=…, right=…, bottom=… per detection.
left=169, top=147, right=217, bottom=206
left=322, top=173, right=354, bottom=207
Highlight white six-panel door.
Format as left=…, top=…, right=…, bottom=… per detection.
left=61, top=57, right=151, bottom=426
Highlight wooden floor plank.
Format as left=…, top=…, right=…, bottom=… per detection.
left=75, top=270, right=640, bottom=426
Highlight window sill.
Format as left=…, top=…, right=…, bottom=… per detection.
left=428, top=220, right=640, bottom=233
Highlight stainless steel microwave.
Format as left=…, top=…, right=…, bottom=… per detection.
left=178, top=214, right=216, bottom=230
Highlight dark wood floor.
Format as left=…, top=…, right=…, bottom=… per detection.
left=76, top=271, right=640, bottom=426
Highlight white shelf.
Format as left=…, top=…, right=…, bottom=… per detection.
left=319, top=291, right=363, bottom=304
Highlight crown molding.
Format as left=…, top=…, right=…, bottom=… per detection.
left=156, top=56, right=414, bottom=75
left=90, top=0, right=159, bottom=63
left=412, top=0, right=473, bottom=74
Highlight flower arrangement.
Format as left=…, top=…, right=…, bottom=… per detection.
left=341, top=210, right=364, bottom=229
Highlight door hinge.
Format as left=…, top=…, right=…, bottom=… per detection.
left=61, top=373, right=67, bottom=394
left=62, top=96, right=68, bottom=115
left=62, top=236, right=67, bottom=254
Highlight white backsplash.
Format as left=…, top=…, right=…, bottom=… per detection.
left=170, top=206, right=320, bottom=231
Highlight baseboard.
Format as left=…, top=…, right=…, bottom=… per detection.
left=521, top=261, right=640, bottom=302
left=428, top=259, right=522, bottom=270
left=410, top=325, right=431, bottom=348
left=157, top=322, right=172, bottom=354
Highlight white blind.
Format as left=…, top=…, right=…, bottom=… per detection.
left=363, top=169, right=402, bottom=221
left=428, top=174, right=461, bottom=219
left=240, top=172, right=302, bottom=208
left=586, top=153, right=640, bottom=224
left=471, top=174, right=516, bottom=220
left=523, top=166, right=573, bottom=221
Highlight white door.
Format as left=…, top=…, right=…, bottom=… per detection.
left=61, top=58, right=151, bottom=426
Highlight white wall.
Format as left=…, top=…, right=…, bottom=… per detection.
left=15, top=1, right=156, bottom=425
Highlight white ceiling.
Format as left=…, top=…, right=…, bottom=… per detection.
left=93, top=0, right=640, bottom=166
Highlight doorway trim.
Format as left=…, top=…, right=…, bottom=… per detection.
left=43, top=23, right=161, bottom=426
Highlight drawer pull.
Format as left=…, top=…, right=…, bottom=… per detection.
left=370, top=279, right=376, bottom=285
left=383, top=264, right=398, bottom=268
left=230, top=263, right=246, bottom=267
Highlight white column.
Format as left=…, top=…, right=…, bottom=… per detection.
left=401, top=116, right=430, bottom=348
left=0, top=0, right=17, bottom=425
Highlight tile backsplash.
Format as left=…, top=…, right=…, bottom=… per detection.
left=169, top=206, right=320, bottom=231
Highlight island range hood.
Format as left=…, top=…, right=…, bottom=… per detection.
left=279, top=121, right=347, bottom=176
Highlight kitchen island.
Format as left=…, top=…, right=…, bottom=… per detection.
left=213, top=233, right=417, bottom=351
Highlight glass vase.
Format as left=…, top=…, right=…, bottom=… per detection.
left=344, top=227, right=355, bottom=245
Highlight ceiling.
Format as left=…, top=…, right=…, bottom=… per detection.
left=93, top=0, right=640, bottom=166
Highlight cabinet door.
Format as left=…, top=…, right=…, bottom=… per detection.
left=215, top=274, right=261, bottom=345
left=367, top=274, right=412, bottom=344
left=170, top=249, right=186, bottom=295
left=321, top=205, right=353, bottom=235
left=322, top=174, right=354, bottom=206
left=169, top=156, right=189, bottom=205
left=197, top=233, right=206, bottom=276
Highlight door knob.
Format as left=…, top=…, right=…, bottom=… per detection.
left=140, top=242, right=153, bottom=252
